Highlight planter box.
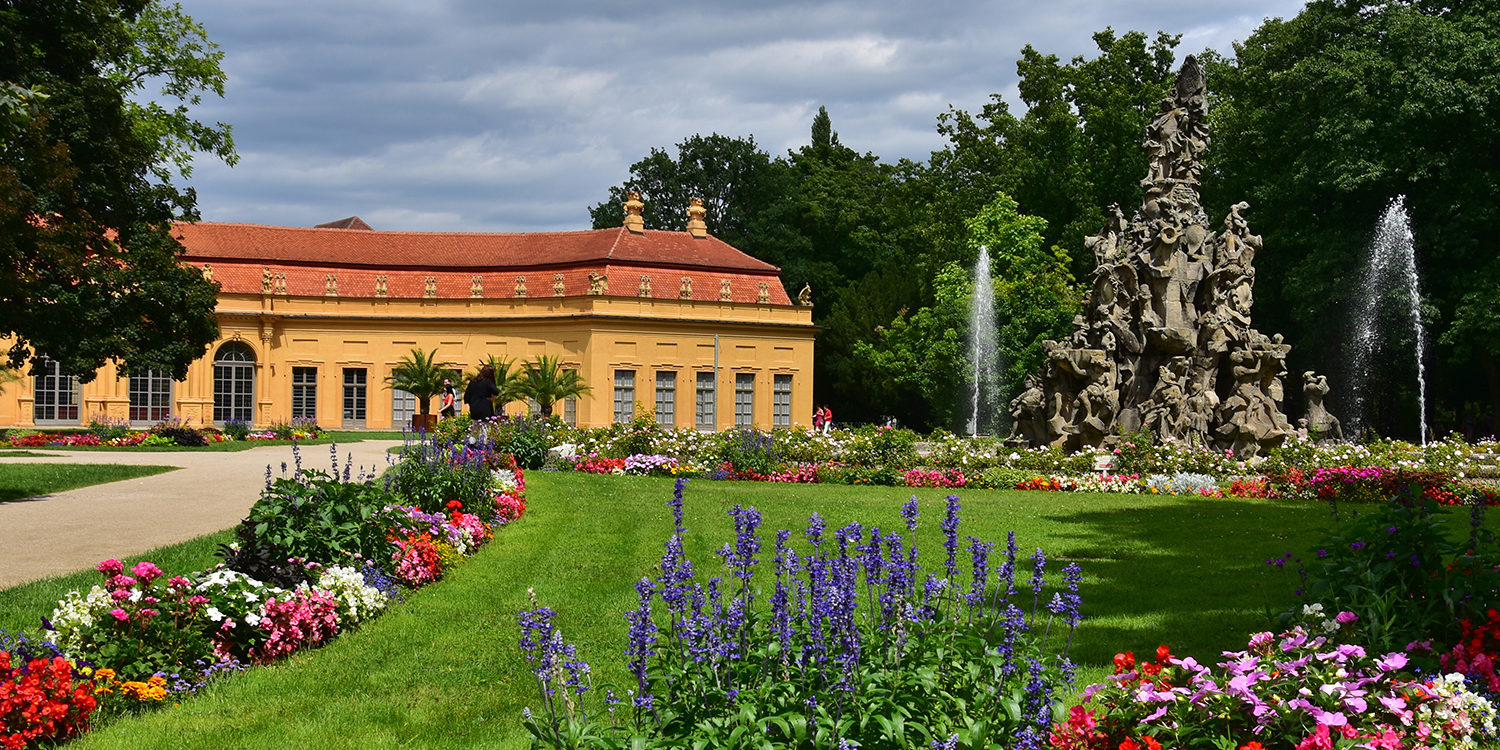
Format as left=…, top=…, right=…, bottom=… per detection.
left=410, top=414, right=438, bottom=433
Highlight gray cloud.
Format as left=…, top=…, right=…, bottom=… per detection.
left=175, top=0, right=1307, bottom=232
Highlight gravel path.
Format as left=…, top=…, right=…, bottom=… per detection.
left=0, top=440, right=401, bottom=588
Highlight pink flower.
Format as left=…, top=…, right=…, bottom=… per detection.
left=1335, top=611, right=1359, bottom=624
left=106, top=574, right=137, bottom=590
left=131, top=561, right=163, bottom=583
left=96, top=558, right=124, bottom=576
left=110, top=608, right=129, bottom=622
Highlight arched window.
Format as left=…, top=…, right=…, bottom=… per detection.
left=213, top=342, right=256, bottom=424
left=32, top=356, right=80, bottom=424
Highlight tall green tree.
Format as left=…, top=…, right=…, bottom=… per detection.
left=931, top=29, right=1178, bottom=279
left=0, top=0, right=235, bottom=381
left=854, top=194, right=1078, bottom=430
left=1204, top=0, right=1500, bottom=437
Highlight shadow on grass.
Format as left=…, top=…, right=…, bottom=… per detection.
left=1036, top=497, right=1342, bottom=665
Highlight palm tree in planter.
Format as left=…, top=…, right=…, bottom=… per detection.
left=469, top=355, right=525, bottom=415
left=384, top=348, right=456, bottom=432
left=519, top=354, right=591, bottom=418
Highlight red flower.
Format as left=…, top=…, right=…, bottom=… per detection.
left=1155, top=644, right=1172, bottom=663
left=1141, top=738, right=1162, bottom=750
left=1113, top=651, right=1136, bottom=673
left=1240, top=743, right=1266, bottom=750
left=1119, top=740, right=1140, bottom=750
left=445, top=500, right=463, bottom=510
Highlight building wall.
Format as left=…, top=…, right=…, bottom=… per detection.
left=0, top=290, right=816, bottom=431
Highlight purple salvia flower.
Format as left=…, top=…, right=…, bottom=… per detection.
left=806, top=513, right=826, bottom=548
left=670, top=477, right=688, bottom=534
left=931, top=735, right=958, bottom=750
left=941, top=495, right=961, bottom=581
left=1015, top=657, right=1055, bottom=750
left=1029, top=547, right=1046, bottom=612
left=966, top=537, right=993, bottom=616
left=623, top=577, right=659, bottom=721
left=901, top=495, right=920, bottom=531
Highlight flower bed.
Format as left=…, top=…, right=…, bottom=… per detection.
left=1054, top=608, right=1497, bottom=749
left=2, top=439, right=526, bottom=747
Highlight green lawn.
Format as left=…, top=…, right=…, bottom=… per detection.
left=18, top=473, right=1457, bottom=749
left=0, top=463, right=177, bottom=504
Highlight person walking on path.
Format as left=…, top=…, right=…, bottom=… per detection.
left=465, top=365, right=500, bottom=420
left=821, top=404, right=834, bottom=435
left=813, top=405, right=825, bottom=432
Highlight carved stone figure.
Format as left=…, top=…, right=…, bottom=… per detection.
left=757, top=282, right=770, bottom=304
left=639, top=275, right=652, bottom=297
left=324, top=274, right=338, bottom=297
left=514, top=276, right=527, bottom=298
left=680, top=277, right=693, bottom=299
left=262, top=267, right=274, bottom=294
left=797, top=283, right=813, bottom=306
left=553, top=273, right=565, bottom=296
left=588, top=272, right=607, bottom=296
left=202, top=264, right=214, bottom=283
left=1006, top=56, right=1327, bottom=457
left=424, top=276, right=437, bottom=298
left=719, top=279, right=732, bottom=301
left=375, top=275, right=388, bottom=298
left=471, top=276, right=483, bottom=298
left=1302, top=371, right=1343, bottom=441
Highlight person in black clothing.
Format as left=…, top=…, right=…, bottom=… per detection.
left=465, top=365, right=501, bottom=420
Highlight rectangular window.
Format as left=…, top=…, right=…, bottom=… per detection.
left=613, top=369, right=635, bottom=423
left=32, top=357, right=79, bottom=423
left=128, top=369, right=173, bottom=423
left=342, top=368, right=367, bottom=427
left=527, top=397, right=541, bottom=416
left=734, top=373, right=755, bottom=427
left=564, top=369, right=578, bottom=426
left=696, top=372, right=716, bottom=431
left=291, top=367, right=317, bottom=421
left=773, top=374, right=792, bottom=428
left=391, top=388, right=415, bottom=429
left=655, top=371, right=676, bottom=427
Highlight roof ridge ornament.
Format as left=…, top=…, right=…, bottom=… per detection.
left=623, top=191, right=645, bottom=233
left=686, top=197, right=708, bottom=238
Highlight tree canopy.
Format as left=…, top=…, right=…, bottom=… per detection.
left=591, top=12, right=1499, bottom=436
left=0, top=0, right=234, bottom=382
left=1204, top=0, right=1500, bottom=437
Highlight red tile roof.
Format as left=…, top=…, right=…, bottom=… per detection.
left=173, top=222, right=780, bottom=273
left=177, top=222, right=794, bottom=305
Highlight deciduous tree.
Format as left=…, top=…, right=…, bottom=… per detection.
left=0, top=0, right=235, bottom=381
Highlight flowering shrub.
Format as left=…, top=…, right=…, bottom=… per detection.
left=521, top=483, right=1083, bottom=748
left=1059, top=609, right=1497, bottom=749
left=572, top=454, right=627, bottom=474
left=311, top=566, right=388, bottom=626
left=623, top=454, right=679, bottom=476
left=767, top=463, right=818, bottom=483
left=47, top=560, right=212, bottom=680
left=1141, top=472, right=1219, bottom=495
left=392, top=534, right=442, bottom=588
left=194, top=568, right=282, bottom=660
left=1274, top=489, right=1500, bottom=657
left=902, top=467, right=968, bottom=488
left=249, top=588, right=341, bottom=665
left=1, top=651, right=96, bottom=749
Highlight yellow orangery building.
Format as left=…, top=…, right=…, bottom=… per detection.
left=0, top=202, right=817, bottom=431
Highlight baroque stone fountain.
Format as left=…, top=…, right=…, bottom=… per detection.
left=1007, top=56, right=1334, bottom=459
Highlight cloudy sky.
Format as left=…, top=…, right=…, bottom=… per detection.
left=173, top=0, right=1307, bottom=233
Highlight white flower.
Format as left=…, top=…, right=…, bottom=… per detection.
left=206, top=607, right=224, bottom=622
left=245, top=612, right=261, bottom=626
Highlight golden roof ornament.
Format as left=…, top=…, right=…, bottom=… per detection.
left=201, top=264, right=214, bottom=283
left=686, top=197, right=708, bottom=238
left=638, top=275, right=652, bottom=297
left=797, top=283, right=813, bottom=306
left=514, top=276, right=527, bottom=298
left=274, top=273, right=287, bottom=295
left=553, top=273, right=565, bottom=296
left=261, top=267, right=273, bottom=294
left=719, top=279, right=732, bottom=301
left=375, top=275, right=388, bottom=298
left=679, top=277, right=693, bottom=298
left=623, top=191, right=646, bottom=233
left=757, top=281, right=770, bottom=304
left=471, top=275, right=484, bottom=298
left=325, top=274, right=339, bottom=296
left=424, top=276, right=437, bottom=298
